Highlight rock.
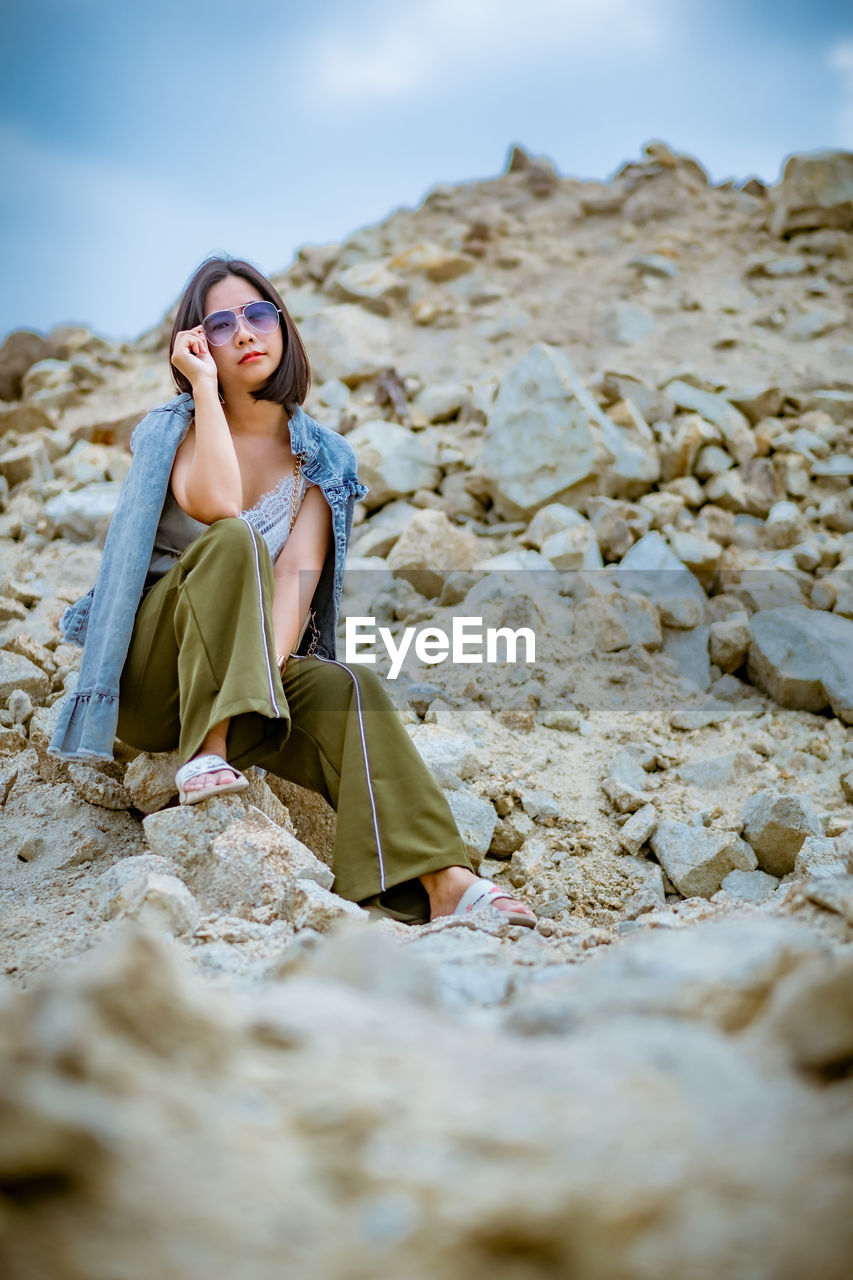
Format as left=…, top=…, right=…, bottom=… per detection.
left=709, top=611, right=751, bottom=672
left=102, top=870, right=201, bottom=936
left=787, top=309, right=844, bottom=341
left=802, top=873, right=853, bottom=924
left=123, top=751, right=181, bottom=813
left=663, top=625, right=711, bottom=689
left=518, top=788, right=560, bottom=824
left=476, top=343, right=635, bottom=519
left=0, top=780, right=114, bottom=871
left=281, top=878, right=369, bottom=932
left=0, top=651, right=51, bottom=703
left=694, top=444, right=734, bottom=479
left=720, top=869, right=779, bottom=902
left=741, top=789, right=823, bottom=877
left=328, top=259, right=408, bottom=315
left=506, top=915, right=825, bottom=1033
left=539, top=520, right=603, bottom=571
left=769, top=149, right=853, bottom=236
left=299, top=305, right=393, bottom=386
left=794, top=836, right=847, bottom=880
left=445, top=789, right=498, bottom=868
left=747, top=606, right=853, bottom=722
left=617, top=531, right=707, bottom=628
left=600, top=302, right=656, bottom=345
left=628, top=253, right=679, bottom=279
left=602, top=749, right=654, bottom=814
left=618, top=803, right=658, bottom=855
left=523, top=503, right=589, bottom=549
left=663, top=380, right=756, bottom=464
left=665, top=529, right=722, bottom=578
left=572, top=590, right=662, bottom=652
left=7, top=688, right=33, bottom=724
left=675, top=751, right=751, bottom=789
left=650, top=818, right=757, bottom=897
left=142, top=798, right=333, bottom=920
left=407, top=725, right=486, bottom=780
left=488, top=809, right=534, bottom=857
left=669, top=702, right=732, bottom=731
left=388, top=241, right=475, bottom=283
left=752, top=951, right=853, bottom=1074
left=43, top=481, right=122, bottom=543
left=347, top=420, right=440, bottom=510
left=0, top=439, right=53, bottom=488
left=585, top=497, right=652, bottom=561
left=68, top=762, right=132, bottom=809
left=0, top=329, right=54, bottom=401
left=412, top=383, right=468, bottom=423
left=385, top=508, right=480, bottom=598
left=704, top=459, right=785, bottom=516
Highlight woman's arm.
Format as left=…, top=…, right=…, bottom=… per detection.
left=271, top=485, right=333, bottom=662
left=170, top=380, right=243, bottom=522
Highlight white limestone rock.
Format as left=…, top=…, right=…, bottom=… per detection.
left=741, top=789, right=823, bottom=878
left=347, top=419, right=440, bottom=510
left=650, top=818, right=757, bottom=898
left=748, top=606, right=853, bottom=723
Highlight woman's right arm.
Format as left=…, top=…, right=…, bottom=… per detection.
left=170, top=325, right=242, bottom=522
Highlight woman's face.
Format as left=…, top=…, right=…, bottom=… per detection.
left=202, top=274, right=284, bottom=397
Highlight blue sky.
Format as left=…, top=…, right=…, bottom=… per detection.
left=1, top=0, right=851, bottom=347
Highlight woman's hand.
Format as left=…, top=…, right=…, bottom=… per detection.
left=171, top=324, right=218, bottom=388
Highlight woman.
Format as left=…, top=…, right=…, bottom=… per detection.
left=55, top=254, right=536, bottom=928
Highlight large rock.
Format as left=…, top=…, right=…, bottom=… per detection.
left=299, top=305, right=393, bottom=386
left=741, top=789, right=823, bottom=877
left=347, top=420, right=440, bottom=510
left=747, top=606, right=853, bottom=722
left=142, top=797, right=332, bottom=920
left=649, top=818, right=757, bottom=898
left=327, top=259, right=408, bottom=315
left=1, top=926, right=852, bottom=1279
left=476, top=344, right=657, bottom=519
left=506, top=916, right=827, bottom=1033
left=769, top=149, right=853, bottom=236
left=385, top=508, right=480, bottom=597
left=617, top=531, right=707, bottom=628
left=43, top=481, right=122, bottom=543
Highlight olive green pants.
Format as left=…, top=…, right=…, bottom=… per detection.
left=116, top=517, right=474, bottom=923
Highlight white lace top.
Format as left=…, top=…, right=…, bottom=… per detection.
left=241, top=469, right=314, bottom=562
left=146, top=469, right=315, bottom=585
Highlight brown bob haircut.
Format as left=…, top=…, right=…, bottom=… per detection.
left=168, top=254, right=311, bottom=415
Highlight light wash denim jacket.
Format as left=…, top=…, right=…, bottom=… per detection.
left=48, top=391, right=368, bottom=762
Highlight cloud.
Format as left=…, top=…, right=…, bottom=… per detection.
left=307, top=0, right=668, bottom=103
left=828, top=39, right=853, bottom=146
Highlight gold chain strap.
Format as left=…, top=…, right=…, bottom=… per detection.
left=277, top=453, right=321, bottom=672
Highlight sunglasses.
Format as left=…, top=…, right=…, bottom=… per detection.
left=201, top=300, right=282, bottom=346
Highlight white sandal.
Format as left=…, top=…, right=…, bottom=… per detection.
left=453, top=879, right=537, bottom=928
left=174, top=753, right=250, bottom=805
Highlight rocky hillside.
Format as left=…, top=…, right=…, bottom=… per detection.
left=1, top=142, right=852, bottom=1278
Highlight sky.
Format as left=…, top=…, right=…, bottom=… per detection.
left=1, top=0, right=852, bottom=347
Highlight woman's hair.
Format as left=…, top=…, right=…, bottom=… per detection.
left=168, top=254, right=310, bottom=413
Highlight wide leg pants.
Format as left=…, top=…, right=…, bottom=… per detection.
left=116, top=517, right=475, bottom=923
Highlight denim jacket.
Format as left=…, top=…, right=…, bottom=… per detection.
left=48, top=391, right=368, bottom=762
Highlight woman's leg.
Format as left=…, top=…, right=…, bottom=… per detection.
left=117, top=518, right=291, bottom=767
left=244, top=654, right=533, bottom=925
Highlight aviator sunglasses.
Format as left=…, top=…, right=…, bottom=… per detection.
left=201, top=300, right=282, bottom=346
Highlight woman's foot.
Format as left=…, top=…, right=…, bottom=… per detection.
left=181, top=720, right=238, bottom=794
left=181, top=760, right=242, bottom=794
left=419, top=865, right=535, bottom=924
